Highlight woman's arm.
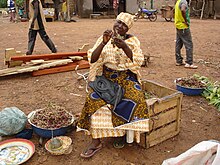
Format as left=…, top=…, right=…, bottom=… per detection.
left=90, top=30, right=113, bottom=63
left=90, top=42, right=106, bottom=63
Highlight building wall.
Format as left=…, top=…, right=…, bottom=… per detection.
left=77, top=0, right=93, bottom=18
left=152, top=0, right=176, bottom=9
left=214, top=0, right=220, bottom=18
left=78, top=0, right=177, bottom=17
left=126, top=0, right=138, bottom=14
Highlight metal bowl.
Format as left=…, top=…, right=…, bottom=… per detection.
left=27, top=110, right=74, bottom=138
left=174, top=78, right=205, bottom=96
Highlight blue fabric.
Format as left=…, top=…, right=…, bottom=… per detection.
left=110, top=73, right=119, bottom=79
left=134, top=84, right=141, bottom=90
left=90, top=92, right=100, bottom=100
left=126, top=75, right=138, bottom=82
left=113, top=99, right=136, bottom=122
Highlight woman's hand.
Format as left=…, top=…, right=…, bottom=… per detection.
left=103, top=30, right=113, bottom=44
left=113, top=37, right=133, bottom=61
left=113, top=37, right=127, bottom=49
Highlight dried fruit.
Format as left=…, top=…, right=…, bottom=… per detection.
left=176, top=77, right=206, bottom=88
left=31, top=106, right=73, bottom=129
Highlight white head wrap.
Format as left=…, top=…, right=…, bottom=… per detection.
left=116, top=12, right=134, bottom=29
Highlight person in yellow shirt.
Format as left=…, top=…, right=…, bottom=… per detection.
left=61, top=0, right=67, bottom=21
left=174, top=0, right=197, bottom=69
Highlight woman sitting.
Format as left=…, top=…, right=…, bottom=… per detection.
left=77, top=12, right=149, bottom=158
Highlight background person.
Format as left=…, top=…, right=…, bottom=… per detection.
left=59, top=0, right=67, bottom=21
left=113, top=0, right=119, bottom=18
left=26, top=0, right=57, bottom=55
left=174, top=0, right=198, bottom=69
left=77, top=12, right=149, bottom=158
left=7, top=0, right=16, bottom=22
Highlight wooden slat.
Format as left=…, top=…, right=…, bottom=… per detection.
left=142, top=80, right=177, bottom=97
left=146, top=122, right=179, bottom=148
left=149, top=107, right=178, bottom=130
left=11, top=52, right=87, bottom=62
left=0, top=59, right=73, bottom=77
left=32, top=60, right=89, bottom=76
left=148, top=98, right=178, bottom=116
left=176, top=93, right=183, bottom=133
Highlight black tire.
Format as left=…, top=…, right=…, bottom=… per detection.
left=165, top=17, right=172, bottom=22
left=134, top=16, right=139, bottom=22
left=134, top=12, right=141, bottom=22
left=149, top=13, right=157, bottom=22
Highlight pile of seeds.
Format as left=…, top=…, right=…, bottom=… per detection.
left=31, top=106, right=73, bottom=129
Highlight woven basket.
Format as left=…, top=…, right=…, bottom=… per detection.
left=45, top=136, right=72, bottom=155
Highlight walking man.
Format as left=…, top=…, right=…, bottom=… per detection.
left=174, top=0, right=197, bottom=69
left=26, top=0, right=57, bottom=55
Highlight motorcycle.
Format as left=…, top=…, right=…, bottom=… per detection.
left=134, top=5, right=158, bottom=22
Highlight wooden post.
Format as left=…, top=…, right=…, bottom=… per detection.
left=66, top=0, right=71, bottom=21
left=200, top=0, right=205, bottom=19
left=5, top=48, right=16, bottom=65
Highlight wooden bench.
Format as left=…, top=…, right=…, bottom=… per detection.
left=90, top=14, right=101, bottom=19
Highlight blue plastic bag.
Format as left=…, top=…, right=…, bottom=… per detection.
left=0, top=107, right=27, bottom=136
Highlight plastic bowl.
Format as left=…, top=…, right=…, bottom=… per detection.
left=27, top=110, right=74, bottom=138
left=175, top=78, right=205, bottom=96
left=15, top=129, right=33, bottom=139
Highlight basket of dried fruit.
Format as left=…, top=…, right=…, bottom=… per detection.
left=27, top=106, right=74, bottom=138
left=174, top=76, right=206, bottom=96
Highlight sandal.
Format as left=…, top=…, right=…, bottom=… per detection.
left=80, top=143, right=102, bottom=158
left=113, top=141, right=125, bottom=149
left=184, top=63, right=198, bottom=69
left=113, top=136, right=125, bottom=149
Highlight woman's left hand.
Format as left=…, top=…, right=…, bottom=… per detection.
left=113, top=38, right=127, bottom=49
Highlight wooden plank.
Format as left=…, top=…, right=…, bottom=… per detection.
left=146, top=122, right=179, bottom=148
left=142, top=80, right=177, bottom=97
left=0, top=59, right=73, bottom=77
left=32, top=60, right=90, bottom=76
left=139, top=133, right=147, bottom=148
left=176, top=93, right=183, bottom=133
left=149, top=98, right=178, bottom=116
left=149, top=107, right=178, bottom=130
left=11, top=52, right=87, bottom=62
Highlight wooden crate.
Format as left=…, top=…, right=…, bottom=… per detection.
left=139, top=80, right=183, bottom=149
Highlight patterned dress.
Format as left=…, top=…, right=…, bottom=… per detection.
left=77, top=35, right=150, bottom=142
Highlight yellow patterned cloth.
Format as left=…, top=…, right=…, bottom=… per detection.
left=87, top=35, right=144, bottom=83
left=89, top=106, right=149, bottom=140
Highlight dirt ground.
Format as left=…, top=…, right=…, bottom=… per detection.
left=0, top=15, right=220, bottom=165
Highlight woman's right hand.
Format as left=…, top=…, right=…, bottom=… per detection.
left=103, top=30, right=113, bottom=45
